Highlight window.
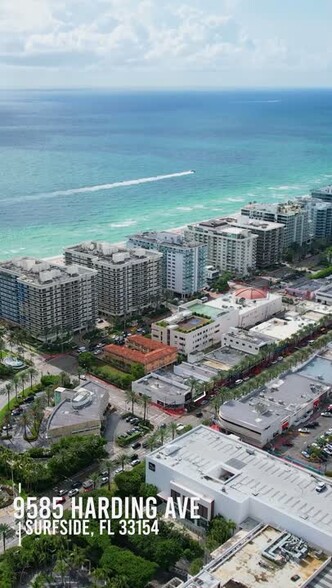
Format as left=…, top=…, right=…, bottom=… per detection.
left=148, top=462, right=156, bottom=472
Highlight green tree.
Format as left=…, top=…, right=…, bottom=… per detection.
left=141, top=393, right=151, bottom=421
left=0, top=523, right=12, bottom=553
left=5, top=382, right=12, bottom=410
left=125, top=390, right=138, bottom=415
left=78, top=352, right=94, bottom=371
left=100, top=545, right=157, bottom=588
left=189, top=558, right=203, bottom=576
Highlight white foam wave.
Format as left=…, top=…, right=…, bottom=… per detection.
left=226, top=197, right=245, bottom=202
left=108, top=220, right=137, bottom=228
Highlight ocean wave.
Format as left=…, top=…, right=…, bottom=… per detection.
left=176, top=204, right=205, bottom=212
left=268, top=185, right=301, bottom=191
left=1, top=171, right=195, bottom=204
left=225, top=197, right=245, bottom=202
left=108, top=220, right=137, bottom=228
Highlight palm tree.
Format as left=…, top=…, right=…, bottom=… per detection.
left=117, top=453, right=130, bottom=471
left=102, top=459, right=116, bottom=491
left=19, top=411, right=30, bottom=440
left=125, top=390, right=138, bottom=415
left=30, top=573, right=48, bottom=588
left=69, top=545, right=86, bottom=573
left=53, top=556, right=70, bottom=587
left=169, top=422, right=178, bottom=440
left=13, top=373, right=20, bottom=399
left=91, top=472, right=100, bottom=490
left=91, top=567, right=108, bottom=587
left=141, top=393, right=151, bottom=421
left=27, top=367, right=38, bottom=389
left=0, top=337, right=5, bottom=361
left=0, top=523, right=12, bottom=552
left=5, top=382, right=12, bottom=410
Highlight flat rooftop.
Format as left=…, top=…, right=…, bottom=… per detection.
left=136, top=374, right=189, bottom=399
left=220, top=373, right=329, bottom=431
left=47, top=381, right=108, bottom=432
left=128, top=231, right=202, bottom=249
left=65, top=241, right=161, bottom=264
left=297, top=354, right=332, bottom=386
left=149, top=426, right=332, bottom=542
left=182, top=525, right=328, bottom=588
left=0, top=257, right=95, bottom=286
left=202, top=347, right=245, bottom=372
left=250, top=316, right=313, bottom=341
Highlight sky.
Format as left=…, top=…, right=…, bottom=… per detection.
left=1, top=0, right=332, bottom=89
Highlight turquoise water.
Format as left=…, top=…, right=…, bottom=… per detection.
left=1, top=89, right=332, bottom=259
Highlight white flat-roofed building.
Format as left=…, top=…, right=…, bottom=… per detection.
left=132, top=372, right=191, bottom=409
left=315, top=282, right=332, bottom=306
left=221, top=327, right=271, bottom=355
left=146, top=425, right=332, bottom=551
left=219, top=372, right=329, bottom=447
left=185, top=221, right=257, bottom=275
left=127, top=230, right=207, bottom=297
left=47, top=381, right=109, bottom=439
left=64, top=241, right=162, bottom=318
left=205, top=288, right=283, bottom=329
left=0, top=257, right=97, bottom=341
left=151, top=299, right=239, bottom=355
left=249, top=314, right=314, bottom=342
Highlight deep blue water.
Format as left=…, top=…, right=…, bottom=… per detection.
left=0, top=89, right=332, bottom=258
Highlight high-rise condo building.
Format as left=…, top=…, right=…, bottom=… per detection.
left=64, top=242, right=163, bottom=318
left=127, top=231, right=207, bottom=296
left=0, top=258, right=97, bottom=341
left=241, top=201, right=310, bottom=248
left=311, top=185, right=332, bottom=203
left=185, top=221, right=257, bottom=275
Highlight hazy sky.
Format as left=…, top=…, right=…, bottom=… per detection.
left=2, top=0, right=332, bottom=89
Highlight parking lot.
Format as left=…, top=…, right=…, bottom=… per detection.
left=271, top=405, right=332, bottom=473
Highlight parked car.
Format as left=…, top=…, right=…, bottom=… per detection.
left=298, top=428, right=310, bottom=434
left=68, top=488, right=80, bottom=498
left=321, top=412, right=332, bottom=417
left=301, top=451, right=310, bottom=458
left=24, top=396, right=35, bottom=403
left=195, top=411, right=203, bottom=418
left=80, top=375, right=87, bottom=380
left=82, top=479, right=94, bottom=490
left=71, top=481, right=82, bottom=489
left=100, top=476, right=109, bottom=485
left=131, top=442, right=141, bottom=450
left=55, top=496, right=66, bottom=504
left=100, top=470, right=108, bottom=477
left=316, top=482, right=327, bottom=493
left=57, top=489, right=68, bottom=497
left=131, top=459, right=141, bottom=467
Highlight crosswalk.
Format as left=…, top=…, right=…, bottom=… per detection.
left=308, top=562, right=332, bottom=588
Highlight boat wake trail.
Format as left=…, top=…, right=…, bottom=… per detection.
left=30, top=170, right=195, bottom=200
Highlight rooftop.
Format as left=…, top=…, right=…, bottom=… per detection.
left=135, top=373, right=189, bottom=399
left=65, top=241, right=161, bottom=265
left=47, top=381, right=108, bottom=432
left=0, top=257, right=96, bottom=286
left=149, top=425, right=332, bottom=541
left=181, top=525, right=328, bottom=588
left=128, top=230, right=203, bottom=249
left=234, top=287, right=267, bottom=300
left=296, top=353, right=332, bottom=386
left=220, top=373, right=328, bottom=432
left=250, top=316, right=314, bottom=341
left=104, top=335, right=177, bottom=365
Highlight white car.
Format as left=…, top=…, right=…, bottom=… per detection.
left=68, top=488, right=80, bottom=498
left=316, top=482, right=327, bottom=493
left=80, top=375, right=87, bottom=380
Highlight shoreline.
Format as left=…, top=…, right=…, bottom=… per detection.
left=43, top=224, right=189, bottom=265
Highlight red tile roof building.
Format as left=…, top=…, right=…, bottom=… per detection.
left=103, top=334, right=177, bottom=374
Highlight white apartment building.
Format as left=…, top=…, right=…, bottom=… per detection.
left=219, top=372, right=328, bottom=447
left=127, top=231, right=207, bottom=296
left=185, top=221, right=257, bottom=275
left=64, top=241, right=162, bottom=318
left=146, top=425, right=332, bottom=551
left=151, top=299, right=239, bottom=356
left=241, top=201, right=310, bottom=248
left=0, top=257, right=97, bottom=341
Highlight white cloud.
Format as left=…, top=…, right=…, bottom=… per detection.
left=0, top=0, right=286, bottom=73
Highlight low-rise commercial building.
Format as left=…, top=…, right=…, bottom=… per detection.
left=178, top=524, right=331, bottom=588
left=284, top=277, right=326, bottom=300
left=0, top=257, right=97, bottom=341
left=146, top=425, right=332, bottom=551
left=206, top=287, right=283, bottom=329
left=221, top=326, right=271, bottom=355
left=132, top=372, right=191, bottom=409
left=64, top=241, right=162, bottom=318
left=315, top=282, right=332, bottom=306
left=249, top=314, right=314, bottom=342
left=127, top=230, right=207, bottom=296
left=103, top=334, right=177, bottom=374
left=151, top=300, right=238, bottom=355
left=219, top=372, right=329, bottom=447
left=47, top=381, right=109, bottom=439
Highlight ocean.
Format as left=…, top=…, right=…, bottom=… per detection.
left=1, top=88, right=332, bottom=260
